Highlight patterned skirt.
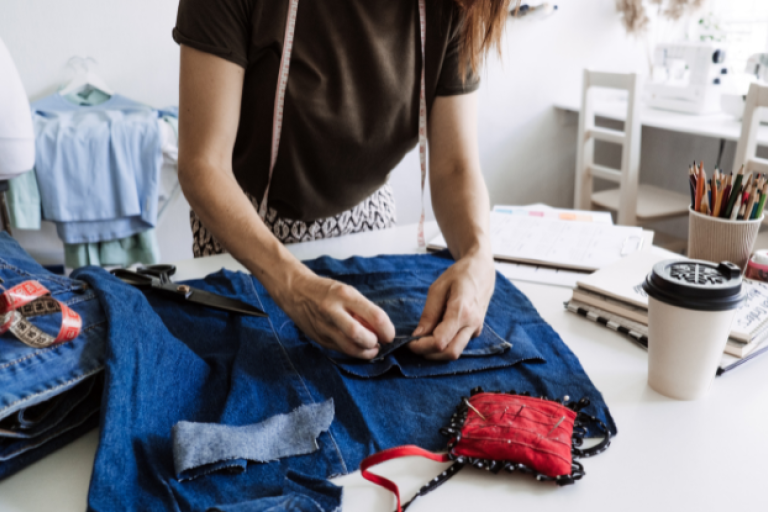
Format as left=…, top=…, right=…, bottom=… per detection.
left=190, top=184, right=397, bottom=257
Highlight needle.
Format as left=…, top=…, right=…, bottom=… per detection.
left=463, top=398, right=487, bottom=421
left=547, top=416, right=565, bottom=436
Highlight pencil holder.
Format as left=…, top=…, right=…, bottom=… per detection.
left=687, top=207, right=763, bottom=271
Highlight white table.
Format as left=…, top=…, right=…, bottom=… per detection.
left=2, top=222, right=768, bottom=511
left=554, top=93, right=768, bottom=145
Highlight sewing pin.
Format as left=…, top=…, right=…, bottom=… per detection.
left=463, top=398, right=487, bottom=421
left=547, top=416, right=565, bottom=436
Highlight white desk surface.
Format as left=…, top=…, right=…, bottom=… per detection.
left=2, top=222, right=768, bottom=511
left=554, top=94, right=768, bottom=146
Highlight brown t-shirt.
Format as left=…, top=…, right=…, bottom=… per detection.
left=173, top=0, right=479, bottom=221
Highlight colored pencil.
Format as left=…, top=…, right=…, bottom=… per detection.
left=756, top=183, right=768, bottom=219
left=718, top=183, right=731, bottom=217
left=730, top=193, right=743, bottom=220
left=744, top=172, right=754, bottom=190
left=714, top=179, right=725, bottom=218
left=725, top=165, right=745, bottom=218
left=688, top=168, right=696, bottom=206
left=694, top=167, right=703, bottom=213
left=702, top=183, right=711, bottom=215
left=745, top=188, right=758, bottom=221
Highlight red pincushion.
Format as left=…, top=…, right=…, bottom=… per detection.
left=451, top=393, right=576, bottom=478
left=360, top=390, right=610, bottom=512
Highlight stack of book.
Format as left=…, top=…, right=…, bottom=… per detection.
left=566, top=252, right=768, bottom=374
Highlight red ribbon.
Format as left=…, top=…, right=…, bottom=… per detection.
left=360, top=445, right=450, bottom=512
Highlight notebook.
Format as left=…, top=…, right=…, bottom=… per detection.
left=492, top=205, right=615, bottom=224
left=566, top=299, right=768, bottom=374
left=428, top=211, right=647, bottom=272
left=571, top=252, right=768, bottom=345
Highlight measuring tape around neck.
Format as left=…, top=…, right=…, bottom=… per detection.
left=260, top=0, right=429, bottom=248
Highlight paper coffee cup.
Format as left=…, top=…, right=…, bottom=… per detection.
left=642, top=259, right=743, bottom=400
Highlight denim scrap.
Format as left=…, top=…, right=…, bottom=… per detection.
left=314, top=295, right=537, bottom=377
left=80, top=251, right=616, bottom=511
left=173, top=399, right=335, bottom=481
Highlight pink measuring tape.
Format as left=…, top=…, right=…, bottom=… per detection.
left=260, top=0, right=430, bottom=248
left=0, top=281, right=82, bottom=349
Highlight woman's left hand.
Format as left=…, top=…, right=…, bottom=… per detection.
left=408, top=251, right=495, bottom=360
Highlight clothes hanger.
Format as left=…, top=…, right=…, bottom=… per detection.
left=58, top=56, right=114, bottom=97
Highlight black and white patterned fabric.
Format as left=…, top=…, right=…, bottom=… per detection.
left=190, top=184, right=397, bottom=257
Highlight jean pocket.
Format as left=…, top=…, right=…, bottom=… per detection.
left=308, top=297, right=545, bottom=378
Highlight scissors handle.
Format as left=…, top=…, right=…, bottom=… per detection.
left=111, top=269, right=156, bottom=287
left=137, top=264, right=177, bottom=284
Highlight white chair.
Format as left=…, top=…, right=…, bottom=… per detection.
left=574, top=70, right=690, bottom=226
left=734, top=82, right=768, bottom=178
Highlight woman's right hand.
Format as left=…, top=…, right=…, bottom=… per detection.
left=274, top=270, right=396, bottom=359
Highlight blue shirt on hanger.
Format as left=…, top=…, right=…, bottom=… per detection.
left=31, top=93, right=162, bottom=244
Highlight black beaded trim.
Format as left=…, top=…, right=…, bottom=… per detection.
left=439, top=387, right=612, bottom=487
left=401, top=462, right=465, bottom=511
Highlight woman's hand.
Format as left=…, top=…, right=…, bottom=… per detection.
left=274, top=269, right=396, bottom=359
left=408, top=251, right=495, bottom=360
left=413, top=93, right=494, bottom=361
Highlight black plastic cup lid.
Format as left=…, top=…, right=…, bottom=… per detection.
left=642, top=259, right=743, bottom=311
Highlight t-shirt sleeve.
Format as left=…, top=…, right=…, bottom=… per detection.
left=173, top=0, right=252, bottom=69
left=435, top=16, right=480, bottom=96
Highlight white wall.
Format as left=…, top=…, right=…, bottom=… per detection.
left=2, top=0, right=188, bottom=263
left=2, top=0, right=180, bottom=106
left=392, top=0, right=648, bottom=223
left=2, top=0, right=655, bottom=264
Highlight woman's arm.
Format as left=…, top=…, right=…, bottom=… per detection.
left=177, top=45, right=395, bottom=357
left=408, top=92, right=496, bottom=360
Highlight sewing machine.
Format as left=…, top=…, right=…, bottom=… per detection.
left=646, top=42, right=728, bottom=114
left=720, top=53, right=768, bottom=119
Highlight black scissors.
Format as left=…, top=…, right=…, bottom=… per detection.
left=111, top=264, right=268, bottom=318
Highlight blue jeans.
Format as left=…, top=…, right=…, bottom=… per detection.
left=79, top=251, right=616, bottom=512
left=0, top=233, right=105, bottom=480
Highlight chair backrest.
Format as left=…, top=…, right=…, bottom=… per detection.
left=734, top=82, right=768, bottom=176
left=574, top=70, right=642, bottom=225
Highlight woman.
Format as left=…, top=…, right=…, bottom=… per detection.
left=174, top=0, right=510, bottom=361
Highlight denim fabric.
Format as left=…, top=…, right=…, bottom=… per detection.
left=82, top=250, right=616, bottom=512
left=0, top=233, right=106, bottom=480
left=208, top=472, right=343, bottom=512
left=173, top=399, right=335, bottom=482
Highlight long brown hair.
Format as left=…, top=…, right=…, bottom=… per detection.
left=456, top=0, right=516, bottom=74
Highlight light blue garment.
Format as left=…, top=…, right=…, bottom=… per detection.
left=64, top=229, right=160, bottom=269
left=31, top=94, right=162, bottom=244
left=7, top=169, right=41, bottom=230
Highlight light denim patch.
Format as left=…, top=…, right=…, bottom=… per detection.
left=172, top=399, right=335, bottom=481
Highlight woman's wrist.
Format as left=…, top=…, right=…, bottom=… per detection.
left=453, top=235, right=492, bottom=263
left=242, top=243, right=314, bottom=307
